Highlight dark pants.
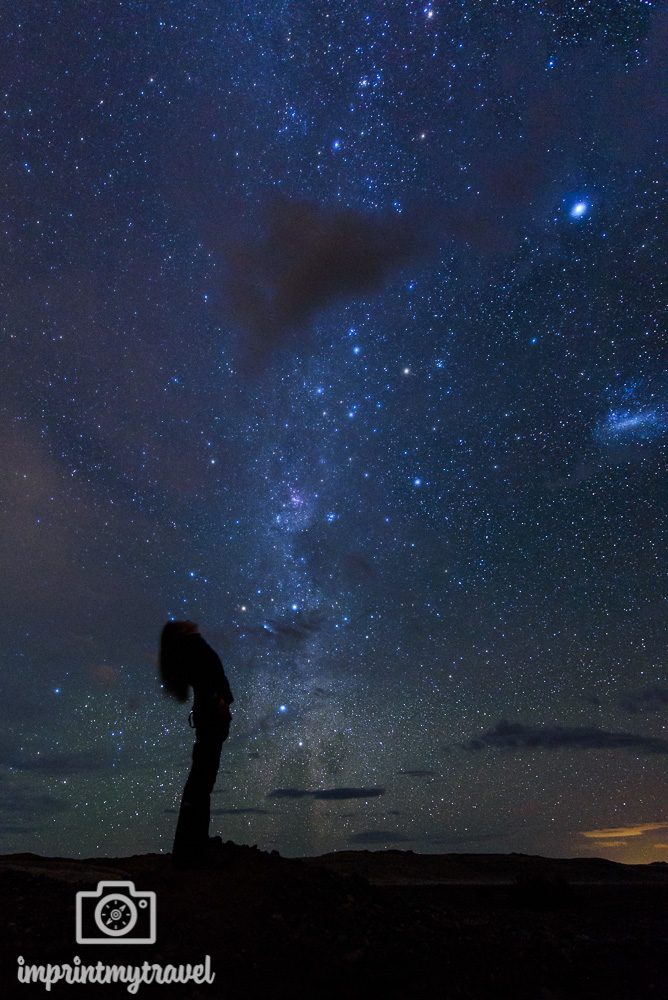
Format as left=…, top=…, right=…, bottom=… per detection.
left=173, top=718, right=228, bottom=862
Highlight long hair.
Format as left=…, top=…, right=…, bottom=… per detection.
left=158, top=621, right=193, bottom=702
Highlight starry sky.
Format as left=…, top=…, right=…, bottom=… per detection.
left=1, top=1, right=666, bottom=863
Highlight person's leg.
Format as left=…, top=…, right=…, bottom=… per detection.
left=172, top=727, right=224, bottom=863
left=172, top=740, right=199, bottom=864
left=197, top=728, right=224, bottom=844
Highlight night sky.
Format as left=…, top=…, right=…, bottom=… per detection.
left=2, top=2, right=666, bottom=863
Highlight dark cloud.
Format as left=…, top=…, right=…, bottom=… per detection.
left=618, top=686, right=668, bottom=715
left=211, top=807, right=269, bottom=815
left=267, top=789, right=313, bottom=800
left=291, top=525, right=381, bottom=594
left=88, top=664, right=122, bottom=688
left=396, top=769, right=436, bottom=777
left=242, top=609, right=325, bottom=649
left=0, top=790, right=71, bottom=818
left=312, top=686, right=336, bottom=701
left=267, top=786, right=385, bottom=801
left=221, top=197, right=418, bottom=366
left=340, top=552, right=377, bottom=583
left=316, top=787, right=385, bottom=801
left=545, top=461, right=600, bottom=493
left=581, top=694, right=603, bottom=707
left=460, top=719, right=668, bottom=755
left=0, top=745, right=115, bottom=776
left=347, top=830, right=411, bottom=844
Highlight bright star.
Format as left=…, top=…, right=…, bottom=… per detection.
left=569, top=200, right=589, bottom=219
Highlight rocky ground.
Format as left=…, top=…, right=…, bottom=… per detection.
left=2, top=844, right=667, bottom=998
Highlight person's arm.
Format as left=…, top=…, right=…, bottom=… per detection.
left=209, top=646, right=234, bottom=705
left=212, top=654, right=233, bottom=728
left=216, top=663, right=233, bottom=706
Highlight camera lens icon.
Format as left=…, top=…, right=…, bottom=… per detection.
left=95, top=893, right=146, bottom=936
left=76, top=881, right=156, bottom=944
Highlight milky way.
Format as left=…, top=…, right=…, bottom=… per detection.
left=1, top=2, right=666, bottom=862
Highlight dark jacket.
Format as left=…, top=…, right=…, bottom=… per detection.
left=183, top=634, right=234, bottom=719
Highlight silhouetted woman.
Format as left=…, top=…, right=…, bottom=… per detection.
left=159, top=620, right=234, bottom=869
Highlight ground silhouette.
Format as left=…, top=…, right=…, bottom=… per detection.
left=2, top=844, right=666, bottom=998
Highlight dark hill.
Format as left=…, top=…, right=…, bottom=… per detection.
left=302, top=847, right=668, bottom=885
left=2, top=844, right=666, bottom=998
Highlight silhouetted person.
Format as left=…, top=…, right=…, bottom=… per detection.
left=159, top=620, right=234, bottom=869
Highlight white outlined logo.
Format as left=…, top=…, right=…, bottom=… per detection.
left=75, top=881, right=156, bottom=944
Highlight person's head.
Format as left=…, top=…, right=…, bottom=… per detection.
left=158, top=620, right=198, bottom=701
left=177, top=620, right=199, bottom=635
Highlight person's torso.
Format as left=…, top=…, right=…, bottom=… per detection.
left=183, top=635, right=233, bottom=728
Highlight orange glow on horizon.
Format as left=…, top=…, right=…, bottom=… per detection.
left=581, top=822, right=668, bottom=840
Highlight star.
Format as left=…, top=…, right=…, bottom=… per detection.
left=569, top=200, right=590, bottom=219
